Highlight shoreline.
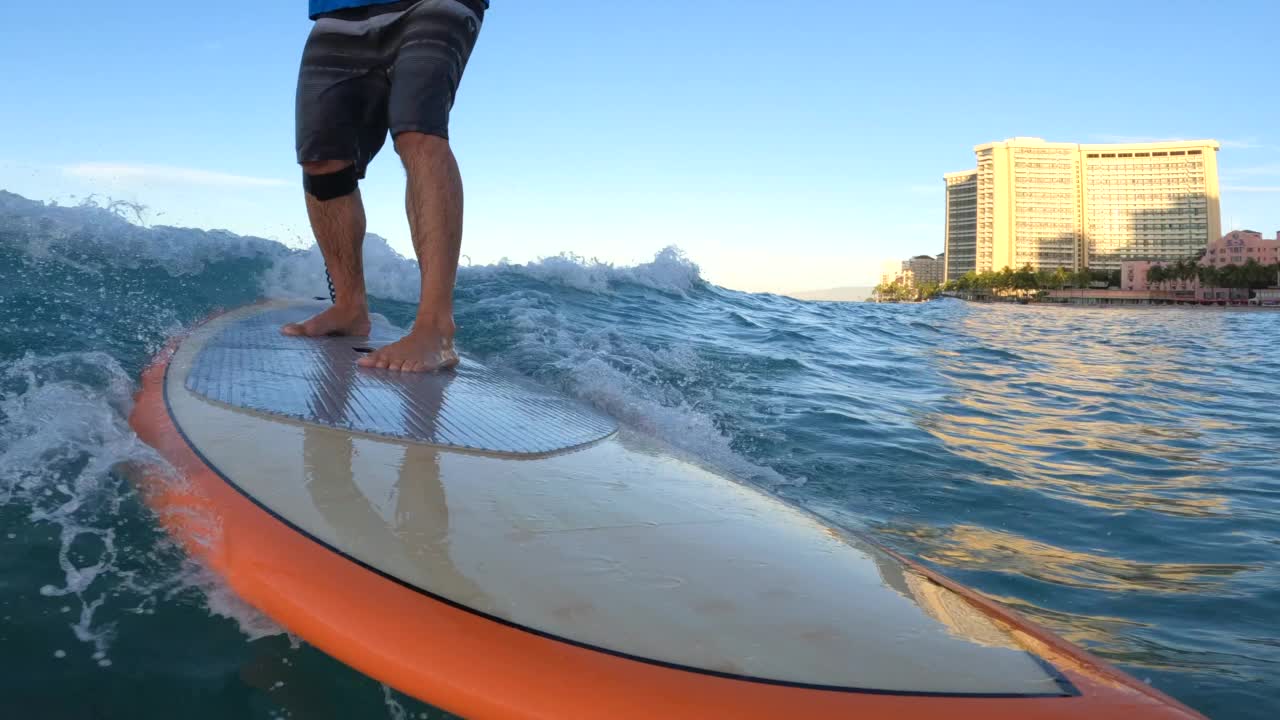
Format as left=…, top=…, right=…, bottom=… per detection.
left=947, top=294, right=1280, bottom=310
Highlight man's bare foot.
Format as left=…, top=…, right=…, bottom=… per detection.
left=281, top=303, right=372, bottom=337
left=357, top=323, right=458, bottom=373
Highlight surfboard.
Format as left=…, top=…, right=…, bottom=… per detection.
left=128, top=300, right=1204, bottom=719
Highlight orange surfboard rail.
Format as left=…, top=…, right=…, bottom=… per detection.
left=128, top=324, right=1205, bottom=720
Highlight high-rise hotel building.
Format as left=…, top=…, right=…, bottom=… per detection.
left=943, top=138, right=1221, bottom=280
left=943, top=170, right=978, bottom=281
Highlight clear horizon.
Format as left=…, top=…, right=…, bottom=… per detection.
left=2, top=0, right=1278, bottom=293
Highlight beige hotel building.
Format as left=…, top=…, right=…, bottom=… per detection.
left=943, top=137, right=1221, bottom=281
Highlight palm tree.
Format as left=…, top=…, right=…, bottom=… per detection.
left=1014, top=265, right=1038, bottom=292
left=996, top=267, right=1015, bottom=294
left=1243, top=258, right=1270, bottom=288
left=1197, top=264, right=1219, bottom=293
left=1222, top=264, right=1243, bottom=289
left=1177, top=258, right=1196, bottom=283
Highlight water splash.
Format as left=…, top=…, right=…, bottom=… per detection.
left=0, top=352, right=154, bottom=662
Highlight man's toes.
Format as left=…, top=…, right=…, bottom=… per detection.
left=388, top=359, right=407, bottom=372
left=291, top=320, right=326, bottom=337
left=406, top=360, right=426, bottom=373
left=281, top=323, right=303, bottom=336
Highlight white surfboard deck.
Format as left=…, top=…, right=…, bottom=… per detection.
left=163, top=300, right=1066, bottom=695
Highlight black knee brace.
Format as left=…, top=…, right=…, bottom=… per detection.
left=303, top=164, right=358, bottom=201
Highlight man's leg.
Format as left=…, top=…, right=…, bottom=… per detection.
left=356, top=132, right=461, bottom=372
left=282, top=160, right=373, bottom=337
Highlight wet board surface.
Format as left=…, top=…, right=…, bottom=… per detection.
left=160, top=301, right=1073, bottom=696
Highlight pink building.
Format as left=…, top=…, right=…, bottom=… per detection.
left=1121, top=230, right=1280, bottom=301
left=1203, top=229, right=1280, bottom=267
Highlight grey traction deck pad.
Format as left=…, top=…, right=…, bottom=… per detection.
left=184, top=304, right=617, bottom=455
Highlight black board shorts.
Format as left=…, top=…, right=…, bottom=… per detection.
left=295, top=0, right=485, bottom=177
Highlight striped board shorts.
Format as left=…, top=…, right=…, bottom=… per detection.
left=295, top=0, right=485, bottom=176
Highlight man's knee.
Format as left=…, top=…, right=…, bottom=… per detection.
left=302, top=159, right=353, bottom=176
left=394, top=131, right=449, bottom=161
left=301, top=160, right=358, bottom=201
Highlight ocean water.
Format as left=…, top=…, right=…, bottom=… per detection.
left=1, top=189, right=1277, bottom=719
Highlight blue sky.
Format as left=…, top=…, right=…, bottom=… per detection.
left=1, top=0, right=1277, bottom=292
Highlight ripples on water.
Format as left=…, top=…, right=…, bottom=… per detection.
left=803, top=304, right=1278, bottom=717
left=1, top=191, right=1277, bottom=718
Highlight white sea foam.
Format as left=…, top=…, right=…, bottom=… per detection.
left=260, top=233, right=423, bottom=303
left=465, top=245, right=704, bottom=296
left=0, top=352, right=154, bottom=660
left=381, top=684, right=408, bottom=720
left=0, top=351, right=285, bottom=658
left=2, top=192, right=291, bottom=277
left=260, top=239, right=704, bottom=303
left=177, top=559, right=286, bottom=642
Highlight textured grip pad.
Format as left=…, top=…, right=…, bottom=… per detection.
left=184, top=304, right=617, bottom=455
